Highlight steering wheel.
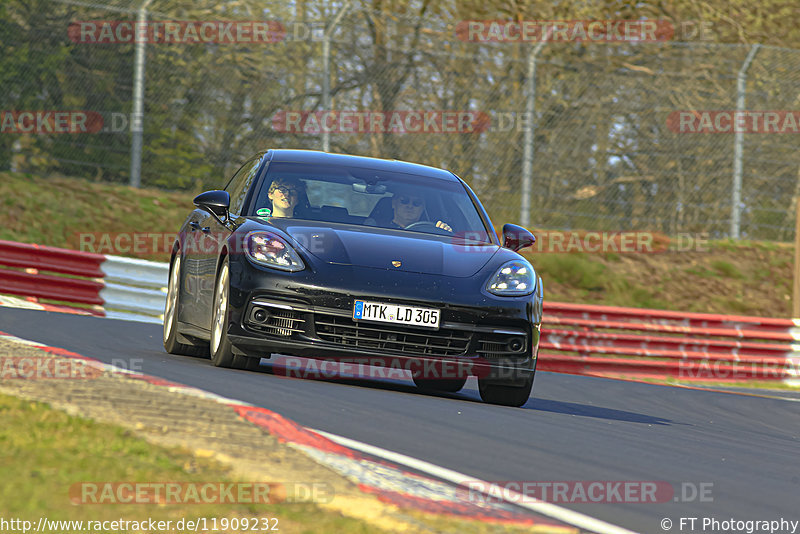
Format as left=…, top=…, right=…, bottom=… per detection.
left=404, top=220, right=452, bottom=235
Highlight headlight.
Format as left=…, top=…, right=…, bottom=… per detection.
left=485, top=260, right=535, bottom=296
left=244, top=231, right=305, bottom=272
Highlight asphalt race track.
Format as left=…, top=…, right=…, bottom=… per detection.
left=2, top=306, right=799, bottom=534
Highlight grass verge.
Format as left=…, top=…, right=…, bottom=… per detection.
left=0, top=388, right=565, bottom=533
left=0, top=393, right=379, bottom=533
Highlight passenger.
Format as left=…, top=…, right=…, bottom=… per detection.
left=265, top=177, right=306, bottom=218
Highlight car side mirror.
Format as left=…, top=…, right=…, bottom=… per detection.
left=502, top=223, right=535, bottom=252
left=193, top=190, right=230, bottom=222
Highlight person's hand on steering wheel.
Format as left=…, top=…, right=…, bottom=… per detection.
left=404, top=220, right=453, bottom=234
left=434, top=220, right=452, bottom=232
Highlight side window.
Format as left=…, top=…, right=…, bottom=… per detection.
left=225, top=157, right=261, bottom=215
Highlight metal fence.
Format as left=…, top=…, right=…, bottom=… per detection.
left=3, top=0, right=800, bottom=241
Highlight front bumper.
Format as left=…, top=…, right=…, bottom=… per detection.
left=226, top=256, right=543, bottom=383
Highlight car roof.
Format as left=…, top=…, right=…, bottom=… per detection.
left=266, top=149, right=459, bottom=183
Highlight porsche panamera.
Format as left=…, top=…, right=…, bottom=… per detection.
left=163, top=149, right=543, bottom=406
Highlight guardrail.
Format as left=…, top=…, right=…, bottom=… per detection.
left=538, top=302, right=800, bottom=385
left=1, top=239, right=797, bottom=385
left=0, top=240, right=166, bottom=324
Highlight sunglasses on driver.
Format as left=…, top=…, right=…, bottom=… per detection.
left=398, top=196, right=424, bottom=207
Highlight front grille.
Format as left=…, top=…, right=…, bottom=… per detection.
left=315, top=314, right=471, bottom=358
left=249, top=309, right=305, bottom=337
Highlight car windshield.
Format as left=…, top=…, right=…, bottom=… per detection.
left=251, top=161, right=493, bottom=243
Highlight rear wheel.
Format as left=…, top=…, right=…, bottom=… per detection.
left=413, top=376, right=467, bottom=393
left=478, top=373, right=534, bottom=407
left=210, top=259, right=248, bottom=368
left=163, top=254, right=208, bottom=357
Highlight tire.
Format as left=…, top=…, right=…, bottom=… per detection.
left=209, top=259, right=248, bottom=368
left=413, top=376, right=467, bottom=393
left=478, top=373, right=534, bottom=407
left=163, top=254, right=208, bottom=357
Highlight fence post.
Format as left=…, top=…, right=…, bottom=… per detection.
left=321, top=0, right=353, bottom=153
left=730, top=44, right=760, bottom=238
left=129, top=0, right=154, bottom=188
left=794, top=199, right=800, bottom=318
left=520, top=35, right=550, bottom=229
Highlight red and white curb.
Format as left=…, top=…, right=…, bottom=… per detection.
left=0, top=329, right=635, bottom=534
left=0, top=294, right=96, bottom=316
left=0, top=293, right=163, bottom=324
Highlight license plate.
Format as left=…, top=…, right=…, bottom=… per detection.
left=353, top=300, right=440, bottom=329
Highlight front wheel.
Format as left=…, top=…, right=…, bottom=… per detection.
left=163, top=254, right=208, bottom=357
left=478, top=373, right=534, bottom=407
left=209, top=259, right=247, bottom=368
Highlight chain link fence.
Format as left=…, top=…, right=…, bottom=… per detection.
left=3, top=0, right=800, bottom=240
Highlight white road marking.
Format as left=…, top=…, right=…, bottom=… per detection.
left=312, top=428, right=638, bottom=534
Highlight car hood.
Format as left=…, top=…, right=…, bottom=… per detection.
left=267, top=220, right=500, bottom=277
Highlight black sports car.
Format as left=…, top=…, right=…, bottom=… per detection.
left=163, top=149, right=543, bottom=406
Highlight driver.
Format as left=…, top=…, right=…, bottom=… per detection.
left=390, top=192, right=452, bottom=232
